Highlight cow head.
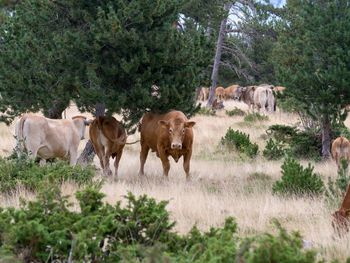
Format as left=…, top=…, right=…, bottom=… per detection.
left=332, top=209, right=350, bottom=236
left=159, top=118, right=196, bottom=150
left=72, top=116, right=91, bottom=140
left=233, top=86, right=247, bottom=100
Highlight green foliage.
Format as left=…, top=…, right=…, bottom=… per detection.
left=226, top=107, right=246, bottom=117
left=263, top=138, right=285, bottom=160
left=266, top=124, right=298, bottom=143
left=0, top=183, right=322, bottom=262
left=0, top=156, right=94, bottom=193
left=326, top=159, right=350, bottom=206
left=221, top=128, right=259, bottom=157
left=273, top=158, right=324, bottom=196
left=0, top=0, right=211, bottom=127
left=244, top=112, right=269, bottom=122
left=197, top=107, right=216, bottom=116
left=241, top=220, right=317, bottom=263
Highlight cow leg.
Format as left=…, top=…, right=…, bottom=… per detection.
left=183, top=151, right=192, bottom=180
left=159, top=152, right=170, bottom=177
left=103, top=149, right=113, bottom=176
left=69, top=149, right=78, bottom=166
left=113, top=149, right=123, bottom=178
left=138, top=144, right=150, bottom=176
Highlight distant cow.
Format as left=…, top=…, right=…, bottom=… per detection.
left=331, top=136, right=350, bottom=171
left=332, top=184, right=350, bottom=235
left=89, top=116, right=127, bottom=177
left=224, top=85, right=240, bottom=100
left=15, top=114, right=90, bottom=165
left=253, top=85, right=276, bottom=113
left=233, top=86, right=256, bottom=110
left=138, top=110, right=195, bottom=179
left=198, top=87, right=209, bottom=101
left=212, top=99, right=224, bottom=110
left=274, top=86, right=286, bottom=93
left=215, top=86, right=225, bottom=100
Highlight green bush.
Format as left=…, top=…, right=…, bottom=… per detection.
left=266, top=124, right=298, bottom=143
left=0, top=184, right=322, bottom=262
left=244, top=112, right=269, bottom=122
left=0, top=156, right=95, bottom=193
left=226, top=107, right=246, bottom=117
left=272, top=158, right=324, bottom=196
left=221, top=128, right=259, bottom=157
left=263, top=138, right=286, bottom=160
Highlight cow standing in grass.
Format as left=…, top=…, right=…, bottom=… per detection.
left=138, top=110, right=195, bottom=179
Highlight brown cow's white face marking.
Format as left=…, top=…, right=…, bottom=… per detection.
left=159, top=119, right=196, bottom=150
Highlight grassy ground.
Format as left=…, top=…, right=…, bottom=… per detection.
left=0, top=100, right=349, bottom=261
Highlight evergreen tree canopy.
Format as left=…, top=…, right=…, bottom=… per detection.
left=273, top=0, right=350, bottom=121
left=0, top=0, right=211, bottom=129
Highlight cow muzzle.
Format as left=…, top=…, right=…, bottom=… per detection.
left=171, top=143, right=182, bottom=150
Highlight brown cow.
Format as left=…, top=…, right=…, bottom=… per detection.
left=89, top=116, right=127, bottom=177
left=332, top=184, right=350, bottom=235
left=233, top=86, right=256, bottom=110
left=138, top=110, right=195, bottom=179
left=224, top=85, right=240, bottom=100
left=212, top=99, right=224, bottom=110
left=198, top=87, right=209, bottom=101
left=15, top=114, right=90, bottom=165
left=331, top=136, right=350, bottom=171
left=215, top=86, right=225, bottom=100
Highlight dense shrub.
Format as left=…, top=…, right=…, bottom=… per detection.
left=266, top=124, right=298, bottom=143
left=0, top=184, right=322, bottom=262
left=263, top=138, right=286, bottom=160
left=244, top=112, right=269, bottom=122
left=226, top=107, right=246, bottom=117
left=221, top=128, right=259, bottom=157
left=273, top=158, right=324, bottom=196
left=0, top=156, right=94, bottom=193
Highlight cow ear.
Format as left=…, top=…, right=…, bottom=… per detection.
left=158, top=120, right=169, bottom=128
left=185, top=121, right=196, bottom=128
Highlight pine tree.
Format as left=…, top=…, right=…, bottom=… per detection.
left=0, top=0, right=210, bottom=127
left=273, top=0, right=350, bottom=158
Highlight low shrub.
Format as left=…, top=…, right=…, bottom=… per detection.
left=266, top=124, right=298, bottom=143
left=244, top=112, right=269, bottom=122
left=272, top=158, right=324, bottom=196
left=226, top=107, right=246, bottom=117
left=197, top=107, right=216, bottom=116
left=0, top=183, right=322, bottom=262
left=0, top=156, right=95, bottom=193
left=221, top=128, right=259, bottom=157
left=263, top=138, right=286, bottom=160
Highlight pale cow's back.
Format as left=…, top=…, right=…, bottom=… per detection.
left=254, top=86, right=275, bottom=112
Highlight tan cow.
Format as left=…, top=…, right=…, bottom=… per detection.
left=253, top=85, right=276, bottom=113
left=138, top=110, right=195, bottom=179
left=215, top=86, right=225, bottom=100
left=233, top=86, right=256, bottom=110
left=89, top=116, right=127, bottom=177
left=198, top=87, right=209, bottom=101
left=331, top=136, right=350, bottom=171
left=15, top=114, right=90, bottom=165
left=274, top=86, right=286, bottom=93
left=224, top=85, right=240, bottom=100
left=332, top=184, right=350, bottom=235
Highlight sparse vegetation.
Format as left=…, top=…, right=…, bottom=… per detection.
left=221, top=128, right=259, bottom=157
left=197, top=107, right=216, bottom=116
left=226, top=107, right=246, bottom=117
left=244, top=112, right=269, bottom=122
left=273, top=158, right=324, bottom=196
left=326, top=159, right=350, bottom=206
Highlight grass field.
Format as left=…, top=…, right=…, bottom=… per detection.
left=0, top=101, right=349, bottom=261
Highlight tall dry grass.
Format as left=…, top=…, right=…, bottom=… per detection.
left=0, top=100, right=348, bottom=261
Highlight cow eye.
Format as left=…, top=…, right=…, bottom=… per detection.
left=182, top=129, right=185, bottom=134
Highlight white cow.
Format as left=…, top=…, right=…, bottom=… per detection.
left=253, top=85, right=275, bottom=113
left=15, top=114, right=90, bottom=165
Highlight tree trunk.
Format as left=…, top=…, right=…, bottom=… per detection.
left=77, top=103, right=105, bottom=165
left=321, top=115, right=331, bottom=159
left=207, top=3, right=230, bottom=107
left=44, top=99, right=68, bottom=119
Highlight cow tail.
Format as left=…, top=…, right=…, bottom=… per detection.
left=16, top=115, right=27, bottom=152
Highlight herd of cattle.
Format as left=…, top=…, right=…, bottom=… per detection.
left=11, top=88, right=350, bottom=237
left=197, top=83, right=286, bottom=112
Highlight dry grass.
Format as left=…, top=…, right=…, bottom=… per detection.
left=0, top=101, right=349, bottom=261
